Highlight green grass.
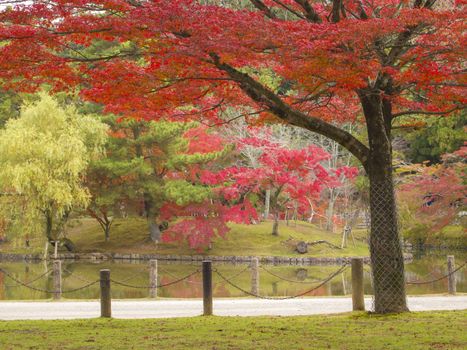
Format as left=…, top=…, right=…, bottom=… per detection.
left=0, top=311, right=465, bottom=349
left=62, top=217, right=369, bottom=257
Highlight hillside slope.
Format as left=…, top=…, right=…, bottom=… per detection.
left=66, top=217, right=370, bottom=257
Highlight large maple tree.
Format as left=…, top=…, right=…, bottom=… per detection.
left=1, top=0, right=465, bottom=313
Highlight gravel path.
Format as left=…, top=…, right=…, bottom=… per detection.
left=0, top=296, right=465, bottom=320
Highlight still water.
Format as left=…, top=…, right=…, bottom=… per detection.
left=0, top=251, right=465, bottom=300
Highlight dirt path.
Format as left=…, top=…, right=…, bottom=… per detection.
left=0, top=295, right=465, bottom=320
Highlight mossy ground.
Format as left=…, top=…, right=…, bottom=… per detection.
left=0, top=311, right=465, bottom=350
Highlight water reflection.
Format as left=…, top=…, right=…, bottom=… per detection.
left=0, top=251, right=465, bottom=300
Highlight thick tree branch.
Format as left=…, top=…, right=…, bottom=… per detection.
left=209, top=53, right=370, bottom=170
left=384, top=25, right=424, bottom=66
left=331, top=0, right=343, bottom=23
left=249, top=0, right=277, bottom=19
left=414, top=0, right=438, bottom=9
left=271, top=0, right=306, bottom=20
left=357, top=0, right=368, bottom=19
left=293, top=0, right=322, bottom=23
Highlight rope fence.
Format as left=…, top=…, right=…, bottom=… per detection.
left=0, top=255, right=465, bottom=317
left=214, top=264, right=348, bottom=300
left=363, top=259, right=466, bottom=287
left=406, top=260, right=466, bottom=285
left=158, top=266, right=204, bottom=285
left=259, top=264, right=346, bottom=285
left=110, top=270, right=201, bottom=289
left=4, top=269, right=52, bottom=288
left=63, top=268, right=96, bottom=284
left=0, top=267, right=99, bottom=294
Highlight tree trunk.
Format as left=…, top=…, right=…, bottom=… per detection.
left=325, top=192, right=335, bottom=232
left=144, top=194, right=161, bottom=242
left=272, top=212, right=279, bottom=236
left=148, top=217, right=162, bottom=242
left=263, top=189, right=270, bottom=220
left=341, top=210, right=359, bottom=248
left=361, top=90, right=408, bottom=313
left=45, top=211, right=53, bottom=242
left=104, top=225, right=110, bottom=242
left=367, top=167, right=407, bottom=313
left=102, top=214, right=112, bottom=242
left=87, top=208, right=112, bottom=242
left=307, top=200, right=315, bottom=222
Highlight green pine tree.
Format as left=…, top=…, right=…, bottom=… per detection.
left=87, top=117, right=230, bottom=242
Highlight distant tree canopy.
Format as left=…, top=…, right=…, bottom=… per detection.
left=407, top=113, right=466, bottom=164
left=0, top=93, right=108, bottom=247
left=398, top=147, right=466, bottom=247
left=0, top=90, right=22, bottom=129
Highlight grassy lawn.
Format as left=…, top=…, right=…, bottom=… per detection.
left=0, top=311, right=465, bottom=349
left=59, top=217, right=369, bottom=257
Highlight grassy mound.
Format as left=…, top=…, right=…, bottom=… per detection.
left=65, top=217, right=370, bottom=257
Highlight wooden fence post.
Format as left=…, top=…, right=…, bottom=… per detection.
left=251, top=257, right=259, bottom=295
left=53, top=260, right=61, bottom=300
left=202, top=260, right=213, bottom=316
left=351, top=258, right=365, bottom=311
left=100, top=269, right=111, bottom=318
left=447, top=255, right=456, bottom=295
left=149, top=259, right=158, bottom=298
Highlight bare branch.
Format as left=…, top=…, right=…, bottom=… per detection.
left=392, top=106, right=465, bottom=118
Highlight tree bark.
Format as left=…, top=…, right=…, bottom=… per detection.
left=101, top=214, right=112, bottom=242
left=325, top=190, right=335, bottom=232
left=143, top=193, right=162, bottom=242
left=272, top=211, right=279, bottom=236
left=263, top=189, right=270, bottom=220
left=45, top=211, right=53, bottom=242
left=148, top=217, right=162, bottom=242
left=132, top=123, right=161, bottom=242
left=360, top=90, right=408, bottom=313
left=104, top=225, right=110, bottom=242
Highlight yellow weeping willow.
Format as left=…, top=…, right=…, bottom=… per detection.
left=0, top=93, right=108, bottom=252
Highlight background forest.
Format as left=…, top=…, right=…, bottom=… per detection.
left=0, top=89, right=465, bottom=255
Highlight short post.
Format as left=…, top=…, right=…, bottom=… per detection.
left=251, top=257, right=259, bottom=295
left=53, top=260, right=62, bottom=300
left=447, top=255, right=456, bottom=295
left=149, top=259, right=158, bottom=298
left=351, top=258, right=365, bottom=311
left=100, top=269, right=111, bottom=318
left=202, top=260, right=213, bottom=316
